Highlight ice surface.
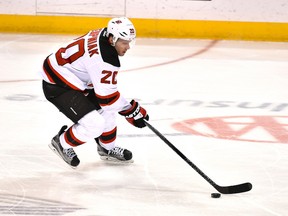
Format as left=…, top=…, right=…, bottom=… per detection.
left=0, top=33, right=288, bottom=215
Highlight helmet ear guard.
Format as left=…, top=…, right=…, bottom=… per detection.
left=107, top=17, right=136, bottom=46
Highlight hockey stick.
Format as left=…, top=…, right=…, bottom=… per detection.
left=144, top=120, right=252, bottom=194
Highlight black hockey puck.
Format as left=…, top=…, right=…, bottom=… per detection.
left=211, top=193, right=221, bottom=198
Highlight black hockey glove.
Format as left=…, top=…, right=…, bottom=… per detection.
left=119, top=100, right=149, bottom=128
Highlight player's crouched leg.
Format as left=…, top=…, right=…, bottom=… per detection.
left=74, top=110, right=106, bottom=141
left=49, top=111, right=105, bottom=168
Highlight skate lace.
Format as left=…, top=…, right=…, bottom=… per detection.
left=109, top=147, right=124, bottom=156
left=63, top=148, right=76, bottom=159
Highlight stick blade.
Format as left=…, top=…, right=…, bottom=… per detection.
left=216, top=182, right=252, bottom=194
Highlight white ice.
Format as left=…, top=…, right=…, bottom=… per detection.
left=0, top=33, right=288, bottom=216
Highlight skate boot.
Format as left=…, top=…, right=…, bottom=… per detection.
left=96, top=139, right=133, bottom=163
left=49, top=125, right=80, bottom=168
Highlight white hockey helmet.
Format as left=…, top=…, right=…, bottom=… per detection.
left=107, top=17, right=136, bottom=46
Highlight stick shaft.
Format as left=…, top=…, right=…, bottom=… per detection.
left=144, top=121, right=252, bottom=194
left=144, top=121, right=217, bottom=186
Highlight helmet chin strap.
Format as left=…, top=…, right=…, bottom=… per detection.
left=108, top=35, right=117, bottom=46
left=112, top=36, right=118, bottom=46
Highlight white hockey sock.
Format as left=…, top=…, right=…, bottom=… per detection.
left=59, top=133, right=73, bottom=149
left=99, top=139, right=116, bottom=150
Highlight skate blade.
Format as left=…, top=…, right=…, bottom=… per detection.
left=48, top=143, right=77, bottom=169
left=99, top=156, right=134, bottom=164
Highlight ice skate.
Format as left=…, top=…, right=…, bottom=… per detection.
left=49, top=125, right=80, bottom=168
left=96, top=140, right=133, bottom=163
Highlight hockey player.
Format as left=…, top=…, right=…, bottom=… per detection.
left=40, top=17, right=149, bottom=168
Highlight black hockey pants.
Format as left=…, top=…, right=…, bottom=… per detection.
left=42, top=80, right=101, bottom=123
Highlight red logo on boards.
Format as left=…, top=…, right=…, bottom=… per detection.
left=172, top=116, right=288, bottom=143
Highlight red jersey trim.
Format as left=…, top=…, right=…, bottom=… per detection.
left=95, top=91, right=120, bottom=106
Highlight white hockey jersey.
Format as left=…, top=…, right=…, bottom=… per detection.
left=39, top=28, right=131, bottom=112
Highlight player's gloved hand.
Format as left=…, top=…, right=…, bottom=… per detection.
left=119, top=100, right=149, bottom=128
